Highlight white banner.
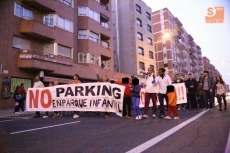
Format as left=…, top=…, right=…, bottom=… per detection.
left=139, top=83, right=187, bottom=107
left=26, top=83, right=125, bottom=116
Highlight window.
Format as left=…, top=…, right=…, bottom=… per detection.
left=89, top=31, right=99, bottom=43
left=14, top=3, right=33, bottom=20
left=59, top=0, right=72, bottom=7
left=136, top=4, right=141, bottom=13
left=146, top=12, right=151, bottom=20
left=137, top=32, right=143, bottom=41
left=138, top=47, right=144, bottom=55
left=58, top=16, right=73, bottom=32
left=164, top=63, right=168, bottom=67
left=78, top=7, right=87, bottom=16
left=13, top=36, right=31, bottom=49
left=58, top=45, right=71, bottom=58
left=162, top=44, right=166, bottom=48
left=164, top=53, right=167, bottom=58
left=139, top=62, right=145, bottom=71
left=149, top=51, right=153, bottom=59
left=148, top=38, right=152, bottom=45
left=78, top=53, right=90, bottom=63
left=89, top=9, right=100, bottom=22
left=78, top=30, right=87, bottom=39
left=147, top=24, right=152, bottom=32
left=44, top=14, right=54, bottom=27
left=136, top=18, right=142, bottom=27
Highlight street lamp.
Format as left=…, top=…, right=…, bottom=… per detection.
left=155, top=29, right=174, bottom=70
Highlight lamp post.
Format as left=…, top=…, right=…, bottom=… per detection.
left=155, top=29, right=174, bottom=71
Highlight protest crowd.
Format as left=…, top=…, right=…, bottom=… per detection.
left=12, top=67, right=228, bottom=120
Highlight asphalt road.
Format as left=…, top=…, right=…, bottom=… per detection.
left=1, top=96, right=230, bottom=153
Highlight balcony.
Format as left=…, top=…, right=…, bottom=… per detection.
left=175, top=37, right=185, bottom=50
left=175, top=25, right=184, bottom=34
left=188, top=40, right=195, bottom=46
left=174, top=17, right=183, bottom=27
left=20, top=19, right=55, bottom=41
left=190, top=53, right=196, bottom=59
left=177, top=60, right=186, bottom=66
left=189, top=47, right=196, bottom=53
left=190, top=60, right=196, bottom=66
left=187, top=34, right=194, bottom=41
left=191, top=67, right=196, bottom=73
left=22, top=0, right=56, bottom=12
left=183, top=51, right=189, bottom=58
left=18, top=49, right=74, bottom=71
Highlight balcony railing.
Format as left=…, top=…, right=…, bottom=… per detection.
left=101, top=22, right=109, bottom=29
left=19, top=18, right=55, bottom=40
left=22, top=0, right=56, bottom=12
left=100, top=3, right=108, bottom=10
left=18, top=49, right=73, bottom=69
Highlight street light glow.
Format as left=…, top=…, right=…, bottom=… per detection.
left=162, top=32, right=172, bottom=39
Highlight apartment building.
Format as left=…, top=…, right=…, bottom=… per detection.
left=202, top=57, right=220, bottom=78
left=152, top=8, right=203, bottom=80
left=0, top=0, right=114, bottom=109
left=112, top=0, right=156, bottom=76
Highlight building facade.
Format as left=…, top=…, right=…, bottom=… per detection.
left=152, top=8, right=203, bottom=80
left=202, top=56, right=220, bottom=78
left=0, top=0, right=114, bottom=109
left=112, top=0, right=156, bottom=76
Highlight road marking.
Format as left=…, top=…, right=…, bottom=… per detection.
left=126, top=110, right=208, bottom=153
left=10, top=121, right=80, bottom=135
left=0, top=118, right=31, bottom=123
left=225, top=130, right=230, bottom=153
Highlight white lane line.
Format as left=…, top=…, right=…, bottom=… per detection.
left=0, top=118, right=31, bottom=123
left=225, top=130, right=230, bottom=153
left=10, top=121, right=80, bottom=135
left=126, top=110, right=208, bottom=153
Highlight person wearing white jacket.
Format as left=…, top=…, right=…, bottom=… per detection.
left=33, top=76, right=44, bottom=118
left=141, top=67, right=159, bottom=118
left=155, top=68, right=172, bottom=118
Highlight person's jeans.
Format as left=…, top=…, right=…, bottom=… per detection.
left=216, top=94, right=227, bottom=109
left=203, top=90, right=213, bottom=109
left=188, top=91, right=197, bottom=109
left=197, top=95, right=204, bottom=108
left=158, top=93, right=168, bottom=117
left=132, top=97, right=141, bottom=116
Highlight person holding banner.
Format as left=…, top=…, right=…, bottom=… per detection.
left=141, top=67, right=158, bottom=118
left=52, top=80, right=64, bottom=118
left=131, top=77, right=142, bottom=120
left=155, top=68, right=172, bottom=118
left=172, top=74, right=185, bottom=110
left=33, top=76, right=45, bottom=118
left=72, top=74, right=81, bottom=118
left=43, top=82, right=53, bottom=118
left=95, top=69, right=110, bottom=119
left=115, top=77, right=132, bottom=118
